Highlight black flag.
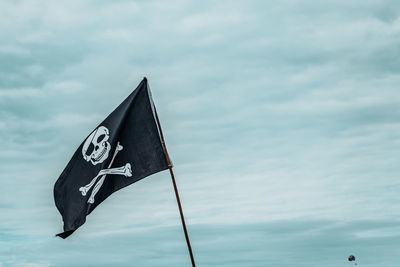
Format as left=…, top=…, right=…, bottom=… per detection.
left=54, top=78, right=169, bottom=238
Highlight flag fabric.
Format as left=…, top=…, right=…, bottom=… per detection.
left=54, top=78, right=169, bottom=238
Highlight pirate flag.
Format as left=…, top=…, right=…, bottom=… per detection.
left=54, top=77, right=169, bottom=238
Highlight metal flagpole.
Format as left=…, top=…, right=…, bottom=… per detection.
left=153, top=105, right=196, bottom=267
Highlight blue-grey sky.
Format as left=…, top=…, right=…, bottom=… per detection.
left=1, top=0, right=400, bottom=266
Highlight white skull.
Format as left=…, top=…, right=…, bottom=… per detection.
left=82, top=126, right=111, bottom=165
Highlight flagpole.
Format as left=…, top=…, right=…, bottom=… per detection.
left=153, top=106, right=196, bottom=267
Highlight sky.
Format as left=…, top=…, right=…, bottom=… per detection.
left=0, top=0, right=399, bottom=266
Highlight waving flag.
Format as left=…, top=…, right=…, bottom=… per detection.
left=54, top=78, right=169, bottom=238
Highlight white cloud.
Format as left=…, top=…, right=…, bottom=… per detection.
left=14, top=263, right=50, bottom=267
left=0, top=88, right=43, bottom=97
left=0, top=0, right=399, bottom=265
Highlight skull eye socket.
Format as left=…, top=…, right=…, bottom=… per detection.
left=97, top=134, right=106, bottom=143
left=85, top=143, right=95, bottom=156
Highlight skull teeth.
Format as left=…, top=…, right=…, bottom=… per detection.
left=94, top=144, right=107, bottom=162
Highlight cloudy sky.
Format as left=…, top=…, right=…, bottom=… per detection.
left=1, top=0, right=400, bottom=266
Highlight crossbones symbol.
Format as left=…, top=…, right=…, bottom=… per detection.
left=79, top=126, right=132, bottom=204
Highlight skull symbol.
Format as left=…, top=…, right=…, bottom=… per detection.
left=82, top=126, right=111, bottom=165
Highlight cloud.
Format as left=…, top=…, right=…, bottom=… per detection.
left=1, top=220, right=400, bottom=266
left=0, top=0, right=399, bottom=265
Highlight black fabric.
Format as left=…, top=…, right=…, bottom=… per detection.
left=54, top=78, right=169, bottom=238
